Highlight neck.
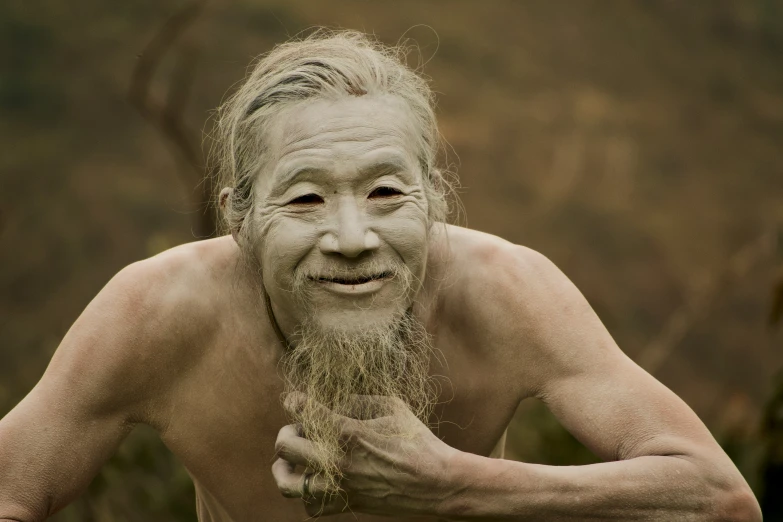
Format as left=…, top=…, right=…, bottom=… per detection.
left=263, top=286, right=291, bottom=349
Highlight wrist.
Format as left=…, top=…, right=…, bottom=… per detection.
left=437, top=450, right=491, bottom=521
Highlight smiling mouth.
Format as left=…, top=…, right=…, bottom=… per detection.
left=311, top=271, right=393, bottom=285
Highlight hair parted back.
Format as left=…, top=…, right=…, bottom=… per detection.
left=211, top=28, right=455, bottom=240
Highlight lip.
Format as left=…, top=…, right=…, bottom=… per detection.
left=310, top=273, right=392, bottom=296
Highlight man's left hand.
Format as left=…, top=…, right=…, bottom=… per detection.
left=272, top=394, right=461, bottom=518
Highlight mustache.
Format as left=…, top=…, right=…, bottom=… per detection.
left=288, top=259, right=417, bottom=311
left=310, top=271, right=393, bottom=285
left=297, top=261, right=406, bottom=285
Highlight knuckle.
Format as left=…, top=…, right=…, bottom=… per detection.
left=271, top=458, right=290, bottom=481
left=340, top=430, right=358, bottom=446
left=338, top=450, right=357, bottom=469
left=279, top=423, right=296, bottom=437
left=340, top=419, right=359, bottom=438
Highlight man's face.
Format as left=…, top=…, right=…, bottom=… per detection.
left=250, top=94, right=430, bottom=333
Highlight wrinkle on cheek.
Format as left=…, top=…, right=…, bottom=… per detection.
left=254, top=202, right=282, bottom=238
left=262, top=214, right=322, bottom=272
left=387, top=197, right=429, bottom=223
left=402, top=186, right=429, bottom=215
left=256, top=203, right=315, bottom=238
left=382, top=225, right=428, bottom=253
left=373, top=213, right=429, bottom=268
left=259, top=225, right=295, bottom=294
left=407, top=195, right=429, bottom=217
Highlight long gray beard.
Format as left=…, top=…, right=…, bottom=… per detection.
left=279, top=310, right=437, bottom=493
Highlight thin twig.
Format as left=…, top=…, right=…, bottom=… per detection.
left=638, top=229, right=777, bottom=374
left=127, top=0, right=217, bottom=238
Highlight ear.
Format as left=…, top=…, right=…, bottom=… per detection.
left=219, top=187, right=233, bottom=209
left=219, top=187, right=240, bottom=243
left=429, top=168, right=444, bottom=190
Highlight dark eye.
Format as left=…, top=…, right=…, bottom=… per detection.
left=369, top=186, right=403, bottom=199
left=288, top=194, right=324, bottom=206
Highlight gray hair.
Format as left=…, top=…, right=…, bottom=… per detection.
left=210, top=29, right=453, bottom=241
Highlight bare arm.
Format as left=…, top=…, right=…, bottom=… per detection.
left=0, top=260, right=181, bottom=521
left=441, top=247, right=761, bottom=521
left=270, top=237, right=761, bottom=519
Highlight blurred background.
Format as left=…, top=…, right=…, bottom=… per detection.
left=2, top=0, right=782, bottom=519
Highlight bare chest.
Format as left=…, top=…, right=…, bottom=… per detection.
left=159, top=330, right=520, bottom=522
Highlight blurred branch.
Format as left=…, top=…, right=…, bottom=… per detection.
left=771, top=275, right=783, bottom=327
left=638, top=229, right=778, bottom=374
left=769, top=229, right=783, bottom=326
left=128, top=0, right=217, bottom=239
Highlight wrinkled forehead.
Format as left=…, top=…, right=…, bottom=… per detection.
left=257, top=94, right=423, bottom=192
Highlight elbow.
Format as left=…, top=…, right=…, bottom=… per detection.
left=709, top=483, right=762, bottom=522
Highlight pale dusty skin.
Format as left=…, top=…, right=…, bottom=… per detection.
left=0, top=96, right=761, bottom=521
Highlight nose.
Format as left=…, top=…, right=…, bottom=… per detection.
left=319, top=197, right=380, bottom=258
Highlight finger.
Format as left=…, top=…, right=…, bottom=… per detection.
left=303, top=471, right=334, bottom=500
left=345, top=394, right=407, bottom=419
left=271, top=458, right=305, bottom=499
left=284, top=392, right=347, bottom=420
left=283, top=393, right=362, bottom=435
left=275, top=424, right=319, bottom=467
left=282, top=391, right=308, bottom=416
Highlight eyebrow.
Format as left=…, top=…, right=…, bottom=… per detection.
left=272, top=157, right=412, bottom=194
left=360, top=158, right=410, bottom=178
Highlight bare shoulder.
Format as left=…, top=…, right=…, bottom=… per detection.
left=440, top=224, right=571, bottom=316
left=105, top=235, right=239, bottom=325
left=45, top=236, right=241, bottom=428
left=92, top=236, right=238, bottom=349
left=438, top=225, right=592, bottom=396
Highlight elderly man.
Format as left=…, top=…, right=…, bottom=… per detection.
left=0, top=31, right=761, bottom=521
